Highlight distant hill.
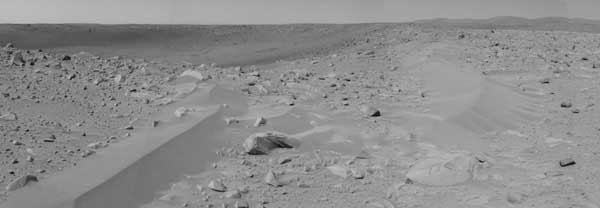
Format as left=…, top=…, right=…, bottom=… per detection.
left=417, top=16, right=600, bottom=33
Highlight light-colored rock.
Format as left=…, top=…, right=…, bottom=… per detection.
left=254, top=116, right=267, bottom=127
left=207, top=180, right=226, bottom=192
left=406, top=152, right=477, bottom=186
left=327, top=165, right=350, bottom=178
left=360, top=105, right=381, bottom=117
left=224, top=190, right=242, bottom=199
left=264, top=170, right=281, bottom=187
left=243, top=131, right=296, bottom=155
left=225, top=118, right=239, bottom=125
left=180, top=69, right=209, bottom=81
left=10, top=51, right=25, bottom=66
left=87, top=142, right=107, bottom=150
left=174, top=107, right=192, bottom=118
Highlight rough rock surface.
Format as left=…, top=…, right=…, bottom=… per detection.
left=243, top=131, right=295, bottom=155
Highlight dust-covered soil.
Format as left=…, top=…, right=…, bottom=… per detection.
left=2, top=21, right=600, bottom=208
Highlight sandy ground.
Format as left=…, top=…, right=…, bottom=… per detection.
left=1, top=21, right=600, bottom=208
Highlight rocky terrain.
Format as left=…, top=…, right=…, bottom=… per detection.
left=2, top=19, right=600, bottom=208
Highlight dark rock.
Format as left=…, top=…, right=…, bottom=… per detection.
left=559, top=158, right=576, bottom=167
left=243, top=131, right=296, bottom=155
left=539, top=78, right=551, bottom=84
left=43, top=134, right=56, bottom=142
left=560, top=102, right=572, bottom=108
left=61, top=55, right=71, bottom=61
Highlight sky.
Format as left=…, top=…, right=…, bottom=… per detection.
left=1, top=0, right=599, bottom=24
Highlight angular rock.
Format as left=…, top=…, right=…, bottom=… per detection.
left=180, top=69, right=209, bottom=81
left=224, top=190, right=242, bottom=199
left=264, top=170, right=281, bottom=187
left=10, top=51, right=25, bottom=66
left=539, top=78, right=551, bottom=84
left=225, top=118, right=239, bottom=125
left=351, top=168, right=365, bottom=179
left=207, top=180, right=226, bottom=192
left=327, top=165, right=350, bottom=178
left=243, top=131, right=295, bottom=155
left=87, top=142, right=107, bottom=150
left=360, top=105, right=381, bottom=117
left=560, top=102, right=572, bottom=108
left=559, top=158, right=576, bottom=167
left=43, top=135, right=57, bottom=142
left=81, top=149, right=95, bottom=158
left=406, top=153, right=477, bottom=186
left=6, top=175, right=38, bottom=191
left=253, top=116, right=267, bottom=127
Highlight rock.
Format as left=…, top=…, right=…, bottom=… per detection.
left=6, top=175, right=38, bottom=191
left=360, top=105, right=381, bottom=117
left=43, top=135, right=57, bottom=142
left=207, top=180, right=227, bottom=192
left=151, top=120, right=160, bottom=127
left=560, top=102, right=573, bottom=108
left=174, top=107, right=192, bottom=118
left=327, top=165, right=350, bottom=178
left=264, top=170, right=281, bottom=187
left=10, top=140, right=22, bottom=145
left=0, top=112, right=17, bottom=121
left=539, top=77, right=551, bottom=84
left=362, top=50, right=375, bottom=56
left=507, top=192, right=527, bottom=204
left=253, top=116, right=267, bottom=127
left=81, top=149, right=95, bottom=158
left=351, top=168, right=365, bottom=179
left=26, top=156, right=34, bottom=162
left=87, top=142, right=107, bottom=150
left=180, top=69, right=209, bottom=81
left=4, top=43, right=14, bottom=48
left=61, top=55, right=71, bottom=61
left=278, top=156, right=292, bottom=165
left=559, top=158, right=576, bottom=167
left=225, top=118, right=239, bottom=125
left=114, top=74, right=125, bottom=84
left=224, top=190, right=242, bottom=199
left=243, top=131, right=296, bottom=155
left=10, top=51, right=25, bottom=66
left=406, top=153, right=477, bottom=186
left=234, top=200, right=249, bottom=208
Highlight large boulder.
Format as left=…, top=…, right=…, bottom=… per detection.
left=243, top=131, right=297, bottom=155
left=406, top=153, right=477, bottom=186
